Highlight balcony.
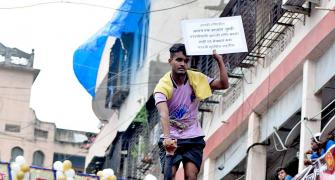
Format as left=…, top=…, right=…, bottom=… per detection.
left=106, top=87, right=130, bottom=108
left=0, top=42, right=34, bottom=68
left=194, top=0, right=308, bottom=114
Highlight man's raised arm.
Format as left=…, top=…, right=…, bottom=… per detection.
left=209, top=50, right=229, bottom=90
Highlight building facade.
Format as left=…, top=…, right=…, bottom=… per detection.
left=195, top=0, right=335, bottom=179
left=86, top=0, right=335, bottom=179
left=85, top=0, right=225, bottom=178
left=0, top=43, right=94, bottom=172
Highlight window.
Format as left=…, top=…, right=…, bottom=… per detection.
left=11, top=147, right=23, bottom=162
left=105, top=1, right=150, bottom=109
left=32, top=151, right=44, bottom=167
left=5, top=124, right=20, bottom=133
left=34, top=129, right=48, bottom=139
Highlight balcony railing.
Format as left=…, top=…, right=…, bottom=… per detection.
left=0, top=42, right=34, bottom=68
left=194, top=0, right=307, bottom=115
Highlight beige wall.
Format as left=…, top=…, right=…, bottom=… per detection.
left=0, top=64, right=88, bottom=169
left=0, top=134, right=87, bottom=168
left=0, top=66, right=38, bottom=123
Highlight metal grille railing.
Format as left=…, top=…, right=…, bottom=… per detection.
left=140, top=109, right=163, bottom=179
left=220, top=0, right=285, bottom=70
left=193, top=0, right=305, bottom=118
left=107, top=0, right=308, bottom=178
left=115, top=108, right=163, bottom=180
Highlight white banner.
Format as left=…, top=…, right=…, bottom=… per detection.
left=181, top=16, right=248, bottom=55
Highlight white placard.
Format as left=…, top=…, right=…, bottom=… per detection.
left=181, top=16, right=248, bottom=55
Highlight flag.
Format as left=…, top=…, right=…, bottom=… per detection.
left=73, top=0, right=150, bottom=97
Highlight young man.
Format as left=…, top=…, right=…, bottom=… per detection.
left=276, top=167, right=292, bottom=180
left=154, top=43, right=229, bottom=180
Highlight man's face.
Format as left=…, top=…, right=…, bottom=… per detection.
left=277, top=170, right=287, bottom=180
left=169, top=51, right=189, bottom=75
left=311, top=141, right=319, bottom=151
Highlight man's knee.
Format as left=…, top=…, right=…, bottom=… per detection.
left=183, top=162, right=199, bottom=180
left=184, top=172, right=198, bottom=180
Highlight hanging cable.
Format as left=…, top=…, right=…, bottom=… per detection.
left=0, top=0, right=198, bottom=14
left=272, top=135, right=287, bottom=152
left=308, top=98, right=335, bottom=121
left=303, top=106, right=335, bottom=144
left=272, top=127, right=288, bottom=151
left=246, top=139, right=270, bottom=154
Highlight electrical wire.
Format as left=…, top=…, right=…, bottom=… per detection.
left=0, top=0, right=250, bottom=175
left=308, top=98, right=335, bottom=121
left=280, top=150, right=287, bottom=167
left=50, top=82, right=269, bottom=174
left=303, top=106, right=335, bottom=143
left=201, top=21, right=307, bottom=179
left=272, top=134, right=287, bottom=152
left=0, top=37, right=182, bottom=98
left=73, top=36, right=182, bottom=93
left=211, top=124, right=267, bottom=177
left=0, top=119, right=96, bottom=163
left=0, top=112, right=72, bottom=134
left=54, top=112, right=140, bottom=166
left=0, top=52, right=172, bottom=132
left=0, top=8, right=316, bottom=176
left=0, top=66, right=154, bottom=132
left=321, top=106, right=335, bottom=122
left=0, top=0, right=198, bottom=14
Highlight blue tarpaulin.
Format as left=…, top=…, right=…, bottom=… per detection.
left=73, top=0, right=150, bottom=97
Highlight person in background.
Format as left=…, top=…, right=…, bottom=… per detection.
left=304, top=132, right=335, bottom=165
left=276, top=167, right=293, bottom=180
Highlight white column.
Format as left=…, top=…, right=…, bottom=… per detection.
left=298, top=59, right=322, bottom=172
left=246, top=112, right=266, bottom=180
left=203, top=158, right=215, bottom=180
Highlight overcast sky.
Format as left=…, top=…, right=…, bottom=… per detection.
left=0, top=0, right=123, bottom=132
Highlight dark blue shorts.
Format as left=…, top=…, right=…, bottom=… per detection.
left=158, top=136, right=206, bottom=173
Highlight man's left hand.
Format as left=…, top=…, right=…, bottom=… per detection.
left=212, top=49, right=224, bottom=62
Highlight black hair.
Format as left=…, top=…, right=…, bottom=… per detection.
left=169, top=43, right=187, bottom=58
left=276, top=167, right=287, bottom=174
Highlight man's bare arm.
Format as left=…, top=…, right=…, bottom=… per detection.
left=156, top=101, right=177, bottom=154
left=156, top=101, right=170, bottom=138
left=210, top=50, right=229, bottom=90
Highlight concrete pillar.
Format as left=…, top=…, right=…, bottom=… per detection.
left=246, top=112, right=266, bottom=180
left=298, top=59, right=322, bottom=172
left=203, top=158, right=215, bottom=180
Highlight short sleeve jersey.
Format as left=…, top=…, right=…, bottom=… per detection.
left=154, top=75, right=213, bottom=139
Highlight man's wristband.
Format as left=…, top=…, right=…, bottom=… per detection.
left=162, top=135, right=170, bottom=139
